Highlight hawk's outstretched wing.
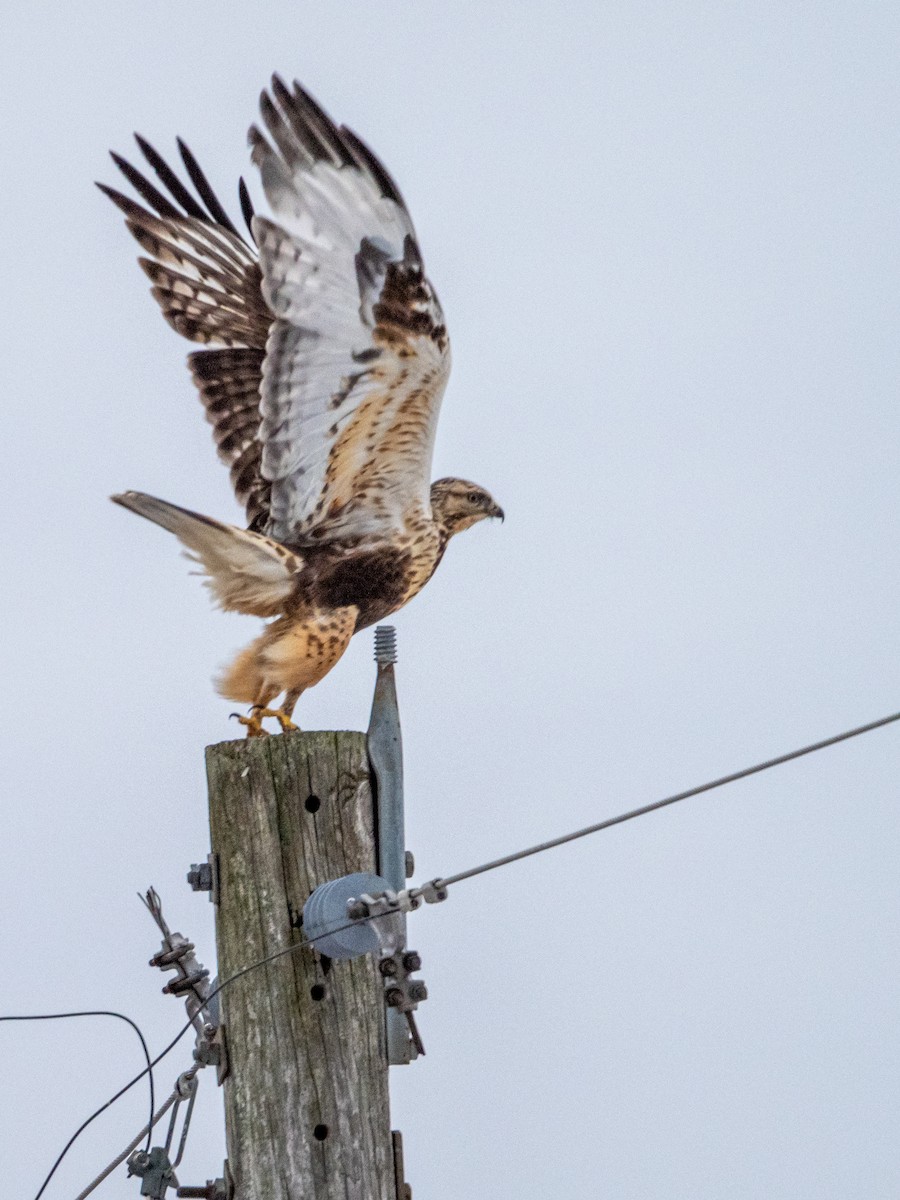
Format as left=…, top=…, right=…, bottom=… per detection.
left=99, top=143, right=274, bottom=529
left=101, top=77, right=451, bottom=546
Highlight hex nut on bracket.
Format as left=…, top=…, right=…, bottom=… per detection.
left=187, top=863, right=212, bottom=891
left=187, top=854, right=220, bottom=904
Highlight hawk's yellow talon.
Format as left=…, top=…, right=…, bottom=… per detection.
left=232, top=710, right=269, bottom=738
left=252, top=707, right=299, bottom=733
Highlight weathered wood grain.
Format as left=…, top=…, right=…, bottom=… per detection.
left=206, top=731, right=393, bottom=1200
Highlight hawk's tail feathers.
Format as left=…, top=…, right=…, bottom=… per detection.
left=110, top=491, right=303, bottom=617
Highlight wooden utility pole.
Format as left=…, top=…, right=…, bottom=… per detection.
left=205, top=729, right=399, bottom=1200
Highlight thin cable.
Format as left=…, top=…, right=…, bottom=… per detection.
left=45, top=705, right=900, bottom=1198
left=34, top=921, right=362, bottom=1200
left=73, top=1073, right=191, bottom=1200
left=0, top=1010, right=154, bottom=1156
left=431, top=708, right=900, bottom=890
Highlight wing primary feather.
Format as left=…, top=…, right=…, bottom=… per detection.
left=177, top=137, right=246, bottom=242
left=270, top=76, right=348, bottom=166
left=338, top=125, right=407, bottom=208
left=96, top=181, right=146, bottom=220
left=259, top=89, right=303, bottom=167
left=238, top=177, right=257, bottom=244
left=110, top=151, right=182, bottom=219
left=134, top=135, right=209, bottom=221
left=290, top=80, right=354, bottom=165
left=269, top=75, right=330, bottom=162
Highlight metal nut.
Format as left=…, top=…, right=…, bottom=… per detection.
left=188, top=862, right=213, bottom=892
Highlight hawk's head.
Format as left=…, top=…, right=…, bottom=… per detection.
left=430, top=478, right=504, bottom=537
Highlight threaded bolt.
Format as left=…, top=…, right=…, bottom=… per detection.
left=374, top=625, right=398, bottom=664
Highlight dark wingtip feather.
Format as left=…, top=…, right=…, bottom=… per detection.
left=110, top=149, right=182, bottom=219
left=135, top=134, right=209, bottom=222
left=339, top=125, right=407, bottom=208
left=176, top=138, right=245, bottom=242
left=238, top=177, right=257, bottom=244
left=271, top=72, right=291, bottom=103
left=96, top=180, right=147, bottom=220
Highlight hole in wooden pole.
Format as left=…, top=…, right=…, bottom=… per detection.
left=310, top=984, right=326, bottom=1002
left=305, top=794, right=321, bottom=813
left=313, top=1124, right=329, bottom=1141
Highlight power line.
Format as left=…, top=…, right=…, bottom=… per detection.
left=428, top=708, right=900, bottom=891
left=0, top=1009, right=155, bottom=1163
left=34, top=705, right=900, bottom=1199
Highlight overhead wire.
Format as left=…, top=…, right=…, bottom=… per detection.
left=0, top=1010, right=154, bottom=1158
left=427, top=708, right=900, bottom=891
left=29, top=705, right=900, bottom=1199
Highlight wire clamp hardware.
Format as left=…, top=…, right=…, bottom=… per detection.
left=348, top=887, right=419, bottom=919
left=302, top=872, right=431, bottom=1054
left=347, top=878, right=449, bottom=919
left=142, top=888, right=217, bottom=1035
left=127, top=1146, right=176, bottom=1198
left=377, top=948, right=427, bottom=1056
left=416, top=878, right=449, bottom=905
left=129, top=1069, right=199, bottom=1195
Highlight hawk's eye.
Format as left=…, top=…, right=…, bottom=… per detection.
left=466, top=491, right=481, bottom=505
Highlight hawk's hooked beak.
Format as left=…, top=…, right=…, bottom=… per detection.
left=488, top=501, right=505, bottom=523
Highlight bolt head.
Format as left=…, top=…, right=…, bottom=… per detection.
left=402, top=951, right=422, bottom=972
left=188, top=862, right=213, bottom=891
left=409, top=981, right=428, bottom=1002
left=379, top=957, right=399, bottom=977
left=385, top=987, right=404, bottom=1007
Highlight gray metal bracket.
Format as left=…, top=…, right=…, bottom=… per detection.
left=391, top=1131, right=413, bottom=1200
left=367, top=625, right=418, bottom=1064
left=193, top=1021, right=229, bottom=1085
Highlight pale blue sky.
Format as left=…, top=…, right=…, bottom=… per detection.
left=2, top=3, right=898, bottom=1197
